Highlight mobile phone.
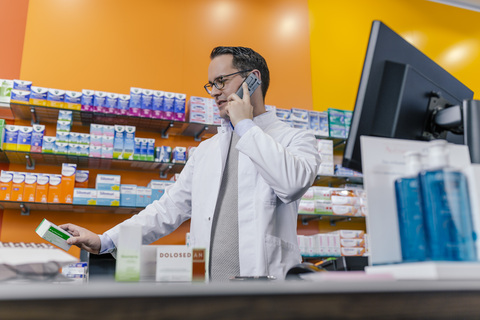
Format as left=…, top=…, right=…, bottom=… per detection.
left=236, top=72, right=262, bottom=99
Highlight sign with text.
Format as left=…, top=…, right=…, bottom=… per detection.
left=155, top=245, right=192, bottom=282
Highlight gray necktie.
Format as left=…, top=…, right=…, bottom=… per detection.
left=210, top=132, right=240, bottom=281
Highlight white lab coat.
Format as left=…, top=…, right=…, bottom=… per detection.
left=105, top=111, right=321, bottom=280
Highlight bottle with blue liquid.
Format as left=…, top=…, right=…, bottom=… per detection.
left=395, top=151, right=427, bottom=262
left=418, top=140, right=477, bottom=261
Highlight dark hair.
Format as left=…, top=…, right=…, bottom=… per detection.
left=210, top=46, right=270, bottom=99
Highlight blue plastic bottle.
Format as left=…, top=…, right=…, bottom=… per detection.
left=418, top=140, right=477, bottom=261
left=395, top=151, right=427, bottom=262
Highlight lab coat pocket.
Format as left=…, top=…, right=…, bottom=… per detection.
left=264, top=233, right=301, bottom=278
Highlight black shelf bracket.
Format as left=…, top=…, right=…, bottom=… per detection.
left=160, top=164, right=173, bottom=178
left=161, top=121, right=175, bottom=139
left=25, top=154, right=35, bottom=170
left=302, top=215, right=323, bottom=225
left=194, top=125, right=208, bottom=141
left=30, top=106, right=38, bottom=125
left=20, top=203, right=30, bottom=216
left=330, top=217, right=352, bottom=226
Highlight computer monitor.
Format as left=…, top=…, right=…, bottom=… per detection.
left=342, top=20, right=475, bottom=172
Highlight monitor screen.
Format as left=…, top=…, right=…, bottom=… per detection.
left=342, top=20, right=474, bottom=172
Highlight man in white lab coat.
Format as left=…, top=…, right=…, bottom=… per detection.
left=61, top=46, right=321, bottom=281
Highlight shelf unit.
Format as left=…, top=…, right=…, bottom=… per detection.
left=9, top=102, right=215, bottom=140
left=2, top=102, right=363, bottom=222
left=299, top=213, right=365, bottom=226
left=0, top=149, right=185, bottom=178
left=0, top=200, right=142, bottom=216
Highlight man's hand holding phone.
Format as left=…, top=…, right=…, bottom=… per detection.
left=226, top=82, right=253, bottom=127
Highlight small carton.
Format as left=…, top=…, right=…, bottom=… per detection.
left=89, top=145, right=102, bottom=158
left=120, top=184, right=137, bottom=207
left=54, top=142, right=69, bottom=155
left=146, top=138, right=155, bottom=161
left=134, top=138, right=142, bottom=160
left=117, top=94, right=130, bottom=115
left=148, top=180, right=165, bottom=201
left=78, top=133, right=90, bottom=145
left=81, top=89, right=94, bottom=111
left=47, top=89, right=65, bottom=108
left=17, top=126, right=33, bottom=152
left=11, top=172, right=26, bottom=202
left=11, top=89, right=31, bottom=104
left=73, top=188, right=97, bottom=205
left=35, top=174, right=50, bottom=203
left=13, top=80, right=32, bottom=91
left=0, top=170, right=14, bottom=201
left=172, top=146, right=187, bottom=164
left=56, top=132, right=70, bottom=144
left=152, top=90, right=164, bottom=118
left=123, top=126, right=135, bottom=160
left=31, top=124, right=45, bottom=153
left=64, top=91, right=82, bottom=110
left=60, top=163, right=77, bottom=204
left=128, top=87, right=142, bottom=116
left=0, top=119, right=5, bottom=146
left=56, top=120, right=72, bottom=133
left=105, top=92, right=118, bottom=114
left=136, top=187, right=152, bottom=207
left=140, top=89, right=153, bottom=118
left=68, top=132, right=80, bottom=144
left=78, top=144, right=90, bottom=157
left=0, top=79, right=13, bottom=103
left=58, top=110, right=73, bottom=121
left=276, top=108, right=291, bottom=120
left=290, top=108, right=309, bottom=123
left=155, top=146, right=171, bottom=163
left=102, top=135, right=114, bottom=148
left=3, top=125, right=19, bottom=151
left=139, top=138, right=148, bottom=160
left=173, top=93, right=186, bottom=114
left=30, top=87, right=48, bottom=106
left=101, top=146, right=113, bottom=159
left=47, top=174, right=62, bottom=203
left=103, top=125, right=115, bottom=137
left=93, top=91, right=107, bottom=113
left=23, top=173, right=37, bottom=202
left=42, top=136, right=56, bottom=153
left=96, top=174, right=121, bottom=191
left=96, top=190, right=120, bottom=206
left=68, top=143, right=80, bottom=155
left=113, top=125, right=125, bottom=159
left=90, top=134, right=103, bottom=147
left=35, top=219, right=72, bottom=251
left=75, top=170, right=89, bottom=188
left=192, top=248, right=206, bottom=282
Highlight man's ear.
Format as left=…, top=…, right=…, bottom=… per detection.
left=252, top=69, right=261, bottom=80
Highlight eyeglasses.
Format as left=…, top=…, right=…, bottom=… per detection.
left=204, top=69, right=252, bottom=95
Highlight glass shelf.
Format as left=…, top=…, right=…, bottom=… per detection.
left=314, top=174, right=363, bottom=186
left=9, top=102, right=219, bottom=139
left=0, top=150, right=185, bottom=176
left=0, top=200, right=143, bottom=215
left=299, top=213, right=365, bottom=226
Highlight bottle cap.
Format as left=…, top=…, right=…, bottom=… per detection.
left=427, top=140, right=448, bottom=168
left=404, top=151, right=422, bottom=175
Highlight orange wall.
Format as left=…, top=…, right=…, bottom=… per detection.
left=0, top=0, right=29, bottom=79
left=19, top=0, right=313, bottom=110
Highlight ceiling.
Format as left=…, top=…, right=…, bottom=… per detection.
left=428, top=0, right=480, bottom=11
